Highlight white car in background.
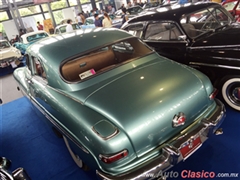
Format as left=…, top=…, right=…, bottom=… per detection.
left=54, top=22, right=95, bottom=35
left=0, top=39, right=23, bottom=69
left=14, top=30, right=49, bottom=54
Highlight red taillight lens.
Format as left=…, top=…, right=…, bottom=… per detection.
left=209, top=88, right=218, bottom=100
left=99, top=150, right=128, bottom=164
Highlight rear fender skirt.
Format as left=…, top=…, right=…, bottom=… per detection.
left=30, top=96, right=89, bottom=154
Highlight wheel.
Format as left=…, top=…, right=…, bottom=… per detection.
left=63, top=136, right=89, bottom=171
left=221, top=78, right=240, bottom=111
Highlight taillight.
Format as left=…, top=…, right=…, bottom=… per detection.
left=99, top=150, right=128, bottom=164
left=209, top=88, right=218, bottom=100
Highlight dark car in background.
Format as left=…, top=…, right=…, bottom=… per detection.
left=122, top=2, right=240, bottom=111
left=115, top=5, right=144, bottom=19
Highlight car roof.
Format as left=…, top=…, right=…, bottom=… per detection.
left=55, top=23, right=78, bottom=28
left=28, top=28, right=133, bottom=68
left=21, top=30, right=49, bottom=38
left=128, top=2, right=224, bottom=23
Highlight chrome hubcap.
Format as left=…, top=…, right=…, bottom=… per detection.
left=227, top=83, right=240, bottom=106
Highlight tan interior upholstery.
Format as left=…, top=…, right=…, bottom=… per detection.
left=182, top=24, right=197, bottom=38
left=61, top=50, right=115, bottom=81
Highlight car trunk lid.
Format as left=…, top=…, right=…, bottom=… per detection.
left=70, top=60, right=211, bottom=157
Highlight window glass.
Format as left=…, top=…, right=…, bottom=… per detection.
left=51, top=0, right=67, bottom=10
left=223, top=1, right=237, bottom=11
left=53, top=10, right=64, bottom=25
left=19, top=6, right=42, bottom=16
left=0, top=40, right=10, bottom=49
left=26, top=32, right=49, bottom=42
left=238, top=3, right=240, bottom=10
left=127, top=6, right=143, bottom=14
left=72, top=23, right=81, bottom=30
left=25, top=54, right=31, bottom=71
left=32, top=57, right=46, bottom=78
left=180, top=6, right=232, bottom=38
left=59, top=26, right=66, bottom=33
left=69, top=0, right=77, bottom=6
left=127, top=24, right=143, bottom=38
left=61, top=37, right=153, bottom=82
left=0, top=12, right=9, bottom=21
left=145, top=22, right=181, bottom=40
left=41, top=4, right=49, bottom=12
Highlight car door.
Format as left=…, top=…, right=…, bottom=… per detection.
left=142, top=21, right=188, bottom=64
left=25, top=55, right=48, bottom=107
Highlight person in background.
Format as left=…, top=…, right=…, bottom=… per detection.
left=86, top=11, right=90, bottom=17
left=37, top=21, right=44, bottom=30
left=90, top=10, right=95, bottom=16
left=102, top=12, right=112, bottom=28
left=19, top=29, right=25, bottom=37
left=0, top=32, right=3, bottom=40
left=127, top=2, right=132, bottom=8
left=111, top=5, right=116, bottom=14
left=66, top=19, right=74, bottom=32
left=82, top=11, right=89, bottom=19
left=76, top=13, right=85, bottom=25
left=94, top=14, right=102, bottom=27
left=14, top=35, right=19, bottom=42
left=121, top=8, right=128, bottom=26
left=118, top=4, right=125, bottom=10
left=133, top=0, right=138, bottom=6
left=138, top=0, right=144, bottom=7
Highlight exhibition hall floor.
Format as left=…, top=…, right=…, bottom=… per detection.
left=0, top=74, right=240, bottom=180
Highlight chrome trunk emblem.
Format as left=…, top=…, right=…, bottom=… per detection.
left=172, top=112, right=186, bottom=127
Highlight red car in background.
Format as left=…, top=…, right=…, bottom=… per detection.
left=222, top=0, right=240, bottom=22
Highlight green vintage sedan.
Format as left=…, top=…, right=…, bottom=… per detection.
left=13, top=28, right=225, bottom=179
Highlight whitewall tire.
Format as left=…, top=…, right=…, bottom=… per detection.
left=221, top=78, right=240, bottom=111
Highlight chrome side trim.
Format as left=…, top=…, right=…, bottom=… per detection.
left=189, top=44, right=240, bottom=49
left=189, top=62, right=240, bottom=70
left=47, top=85, right=84, bottom=105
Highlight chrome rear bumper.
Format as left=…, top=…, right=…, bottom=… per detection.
left=96, top=99, right=226, bottom=180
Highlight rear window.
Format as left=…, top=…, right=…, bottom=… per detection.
left=27, top=33, right=49, bottom=42
left=61, top=37, right=152, bottom=82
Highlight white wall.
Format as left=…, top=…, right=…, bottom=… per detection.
left=2, top=20, right=19, bottom=41
left=62, top=8, right=76, bottom=22
left=22, top=16, right=38, bottom=32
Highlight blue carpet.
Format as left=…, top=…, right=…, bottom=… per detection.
left=0, top=97, right=239, bottom=180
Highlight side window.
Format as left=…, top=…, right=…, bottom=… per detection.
left=32, top=56, right=46, bottom=79
left=127, top=24, right=143, bottom=38
left=145, top=22, right=181, bottom=40
left=237, top=3, right=240, bottom=10
left=223, top=2, right=236, bottom=11
left=60, top=26, right=66, bottom=33
left=55, top=28, right=60, bottom=34
left=25, top=54, right=31, bottom=71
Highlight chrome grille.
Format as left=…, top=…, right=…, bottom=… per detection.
left=0, top=57, right=18, bottom=68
